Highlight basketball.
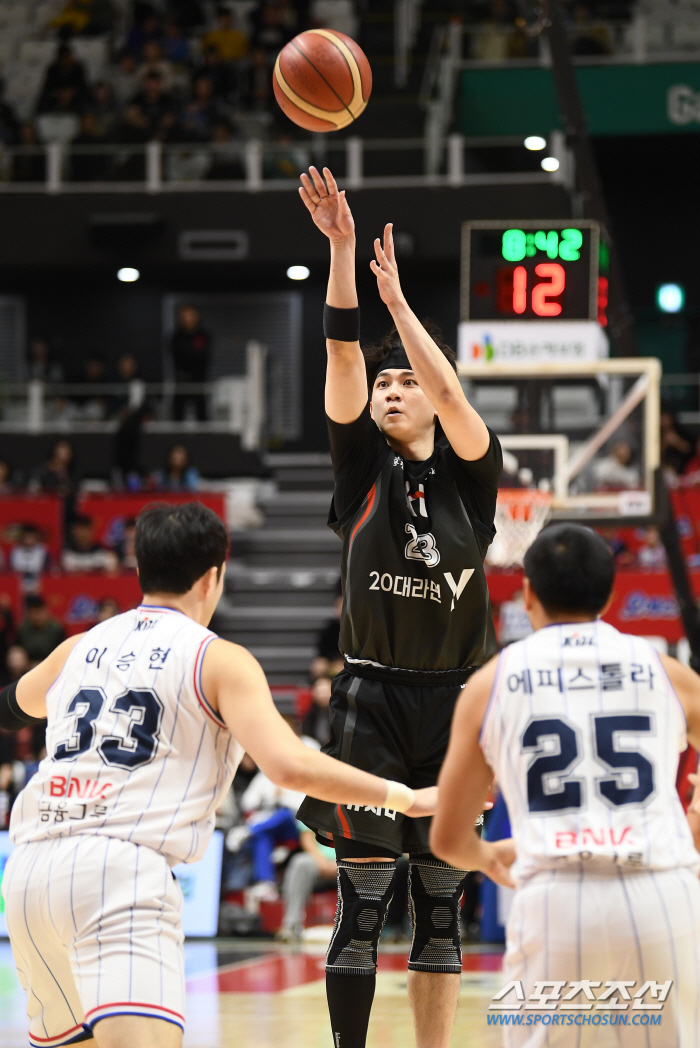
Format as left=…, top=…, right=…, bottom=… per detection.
left=273, top=30, right=372, bottom=133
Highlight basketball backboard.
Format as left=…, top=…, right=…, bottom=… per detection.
left=458, top=358, right=661, bottom=525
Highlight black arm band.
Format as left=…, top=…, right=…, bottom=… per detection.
left=324, top=303, right=360, bottom=342
left=0, top=681, right=46, bottom=732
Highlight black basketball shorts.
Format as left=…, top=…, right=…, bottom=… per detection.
left=297, top=668, right=470, bottom=855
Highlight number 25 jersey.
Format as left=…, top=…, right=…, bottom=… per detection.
left=481, top=620, right=699, bottom=884
left=10, top=605, right=243, bottom=866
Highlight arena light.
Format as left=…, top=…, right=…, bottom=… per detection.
left=541, top=156, right=560, bottom=172
left=287, top=265, right=310, bottom=281
left=656, top=283, right=684, bottom=313
left=524, top=135, right=546, bottom=151
left=117, top=267, right=140, bottom=282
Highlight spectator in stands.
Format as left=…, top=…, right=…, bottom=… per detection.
left=96, top=597, right=120, bottom=622
left=33, top=439, right=75, bottom=500
left=177, top=75, right=223, bottom=141
left=661, top=410, right=692, bottom=475
left=162, top=17, right=191, bottom=65
left=638, top=525, right=667, bottom=570
left=277, top=824, right=337, bottom=942
left=115, top=517, right=137, bottom=569
left=71, top=354, right=108, bottom=420
left=62, top=515, right=118, bottom=573
left=0, top=79, right=19, bottom=146
left=251, top=0, right=296, bottom=53
left=171, top=303, right=210, bottom=419
left=12, top=123, right=46, bottom=183
left=137, top=39, right=176, bottom=92
left=109, top=52, right=140, bottom=108
left=152, top=443, right=201, bottom=491
left=244, top=46, right=273, bottom=111
left=50, top=0, right=105, bottom=36
left=125, top=10, right=163, bottom=60
left=470, top=0, right=516, bottom=60
left=37, top=44, right=88, bottom=115
left=27, top=336, right=64, bottom=382
left=314, top=585, right=344, bottom=675
left=199, top=46, right=238, bottom=102
left=10, top=525, right=50, bottom=593
left=4, top=644, right=30, bottom=686
left=17, top=596, right=65, bottom=666
left=88, top=81, right=119, bottom=140
left=130, top=71, right=177, bottom=140
left=591, top=440, right=640, bottom=490
left=264, top=134, right=308, bottom=179
left=599, top=526, right=635, bottom=566
left=109, top=352, right=144, bottom=418
left=302, top=675, right=332, bottom=747
left=202, top=7, right=249, bottom=62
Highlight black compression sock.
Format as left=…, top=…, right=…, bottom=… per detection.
left=326, top=971, right=376, bottom=1048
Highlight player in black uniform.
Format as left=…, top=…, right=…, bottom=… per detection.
left=296, top=167, right=502, bottom=1048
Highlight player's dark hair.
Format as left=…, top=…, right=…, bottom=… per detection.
left=135, top=501, right=228, bottom=594
left=523, top=524, right=615, bottom=617
left=363, top=320, right=457, bottom=389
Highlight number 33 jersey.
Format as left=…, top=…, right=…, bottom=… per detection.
left=10, top=605, right=243, bottom=866
left=481, top=620, right=699, bottom=884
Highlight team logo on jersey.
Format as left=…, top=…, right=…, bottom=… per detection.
left=405, top=481, right=428, bottom=518
left=405, top=523, right=440, bottom=566
left=443, top=569, right=474, bottom=612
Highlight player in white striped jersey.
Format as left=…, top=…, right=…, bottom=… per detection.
left=0, top=502, right=436, bottom=1048
left=432, top=524, right=700, bottom=1047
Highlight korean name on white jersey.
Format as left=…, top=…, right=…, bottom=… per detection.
left=10, top=605, right=243, bottom=866
left=481, top=619, right=699, bottom=883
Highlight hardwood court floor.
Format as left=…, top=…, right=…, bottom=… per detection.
left=0, top=939, right=504, bottom=1048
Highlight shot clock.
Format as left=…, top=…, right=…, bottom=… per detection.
left=461, top=219, right=609, bottom=326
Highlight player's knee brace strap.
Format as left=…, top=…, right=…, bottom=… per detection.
left=408, top=857, right=468, bottom=974
left=326, top=860, right=397, bottom=975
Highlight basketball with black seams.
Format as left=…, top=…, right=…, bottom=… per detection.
left=273, top=30, right=372, bottom=132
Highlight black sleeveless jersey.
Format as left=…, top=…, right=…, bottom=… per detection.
left=330, top=431, right=499, bottom=681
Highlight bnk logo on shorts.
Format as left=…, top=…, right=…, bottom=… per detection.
left=486, top=980, right=670, bottom=1028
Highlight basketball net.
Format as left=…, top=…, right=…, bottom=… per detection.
left=486, top=489, right=553, bottom=569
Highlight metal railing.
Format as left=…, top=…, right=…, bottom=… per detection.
left=0, top=134, right=560, bottom=193
left=0, top=343, right=266, bottom=448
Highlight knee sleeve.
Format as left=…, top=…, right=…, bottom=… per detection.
left=326, top=860, right=397, bottom=975
left=408, top=856, right=468, bottom=974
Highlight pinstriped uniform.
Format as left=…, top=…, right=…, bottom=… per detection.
left=2, top=605, right=243, bottom=1046
left=481, top=620, right=700, bottom=1047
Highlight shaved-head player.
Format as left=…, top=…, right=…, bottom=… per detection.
left=295, top=167, right=502, bottom=1048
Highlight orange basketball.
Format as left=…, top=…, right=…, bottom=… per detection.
left=273, top=30, right=372, bottom=133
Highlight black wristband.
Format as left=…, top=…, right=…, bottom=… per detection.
left=0, top=681, right=46, bottom=732
left=324, top=303, right=360, bottom=342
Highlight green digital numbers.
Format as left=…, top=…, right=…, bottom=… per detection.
left=501, top=227, right=583, bottom=262
left=559, top=228, right=583, bottom=261
left=502, top=228, right=526, bottom=261
left=599, top=238, right=610, bottom=275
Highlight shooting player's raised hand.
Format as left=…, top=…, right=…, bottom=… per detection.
left=299, top=167, right=355, bottom=244
left=370, top=223, right=404, bottom=311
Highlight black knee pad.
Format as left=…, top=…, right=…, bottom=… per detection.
left=326, top=860, right=397, bottom=975
left=408, top=856, right=468, bottom=974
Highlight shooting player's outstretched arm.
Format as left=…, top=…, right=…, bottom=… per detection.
left=299, top=166, right=367, bottom=425
left=202, top=638, right=435, bottom=817
left=430, top=656, right=515, bottom=885
left=370, top=224, right=490, bottom=461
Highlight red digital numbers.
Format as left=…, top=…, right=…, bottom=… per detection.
left=597, top=276, right=608, bottom=327
left=495, top=263, right=567, bottom=316
left=531, top=263, right=565, bottom=316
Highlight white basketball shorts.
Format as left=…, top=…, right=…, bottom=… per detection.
left=501, top=865, right=700, bottom=1048
left=2, top=835, right=185, bottom=1047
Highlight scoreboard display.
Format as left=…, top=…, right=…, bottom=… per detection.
left=462, top=220, right=608, bottom=325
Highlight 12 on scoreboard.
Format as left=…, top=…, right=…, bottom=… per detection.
left=461, top=219, right=609, bottom=326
